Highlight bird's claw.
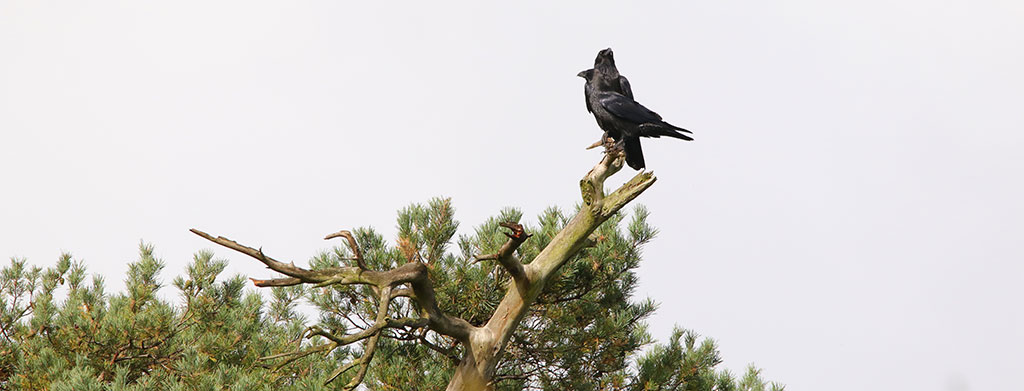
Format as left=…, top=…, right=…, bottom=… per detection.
left=604, top=139, right=624, bottom=154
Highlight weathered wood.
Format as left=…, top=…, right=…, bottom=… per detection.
left=446, top=153, right=656, bottom=391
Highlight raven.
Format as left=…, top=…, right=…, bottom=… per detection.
left=578, top=48, right=692, bottom=170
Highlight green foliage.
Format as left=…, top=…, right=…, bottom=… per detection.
left=1, top=198, right=782, bottom=390
left=629, top=328, right=785, bottom=391
left=493, top=206, right=658, bottom=391
left=0, top=245, right=350, bottom=390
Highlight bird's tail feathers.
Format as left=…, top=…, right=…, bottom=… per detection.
left=671, top=123, right=693, bottom=134
left=641, top=123, right=694, bottom=141
left=624, top=138, right=645, bottom=170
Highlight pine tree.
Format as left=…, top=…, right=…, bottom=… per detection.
left=2, top=154, right=783, bottom=390
left=187, top=155, right=784, bottom=390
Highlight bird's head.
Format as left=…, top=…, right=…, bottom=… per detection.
left=595, top=48, right=616, bottom=67
left=577, top=69, right=594, bottom=80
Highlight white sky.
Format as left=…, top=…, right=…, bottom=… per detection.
left=2, top=1, right=1022, bottom=390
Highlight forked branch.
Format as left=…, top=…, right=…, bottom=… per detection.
left=450, top=154, right=658, bottom=389
left=324, top=230, right=368, bottom=270
left=318, top=286, right=395, bottom=389
left=189, top=227, right=475, bottom=389
left=474, top=222, right=531, bottom=288
left=580, top=151, right=626, bottom=206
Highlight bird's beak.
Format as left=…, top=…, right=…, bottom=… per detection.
left=577, top=70, right=588, bottom=78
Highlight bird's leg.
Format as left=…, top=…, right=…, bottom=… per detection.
left=604, top=135, right=619, bottom=150
left=604, top=139, right=625, bottom=154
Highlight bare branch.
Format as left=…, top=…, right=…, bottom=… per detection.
left=417, top=331, right=461, bottom=363
left=471, top=254, right=498, bottom=264
left=325, top=230, right=367, bottom=270
left=249, top=277, right=302, bottom=287
left=392, top=287, right=415, bottom=299
left=306, top=315, right=428, bottom=351
left=585, top=136, right=615, bottom=150
left=336, top=286, right=392, bottom=389
left=378, top=322, right=458, bottom=363
left=580, top=151, right=626, bottom=206
left=401, top=262, right=475, bottom=341
left=473, top=222, right=530, bottom=287
left=324, top=359, right=360, bottom=386
left=191, top=228, right=382, bottom=286
left=193, top=227, right=474, bottom=341
left=496, top=222, right=530, bottom=287
left=193, top=226, right=477, bottom=384
left=260, top=342, right=335, bottom=371
left=190, top=229, right=314, bottom=278
left=600, top=170, right=657, bottom=218
left=387, top=317, right=430, bottom=329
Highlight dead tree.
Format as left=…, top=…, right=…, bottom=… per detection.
left=190, top=153, right=655, bottom=390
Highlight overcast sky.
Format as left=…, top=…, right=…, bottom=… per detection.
left=2, top=1, right=1022, bottom=390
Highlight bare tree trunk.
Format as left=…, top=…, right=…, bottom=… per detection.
left=445, top=153, right=656, bottom=390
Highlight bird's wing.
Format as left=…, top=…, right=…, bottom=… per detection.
left=597, top=91, right=663, bottom=124
left=584, top=81, right=594, bottom=113
left=619, top=76, right=634, bottom=99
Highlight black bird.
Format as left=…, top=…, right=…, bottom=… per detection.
left=578, top=48, right=692, bottom=170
